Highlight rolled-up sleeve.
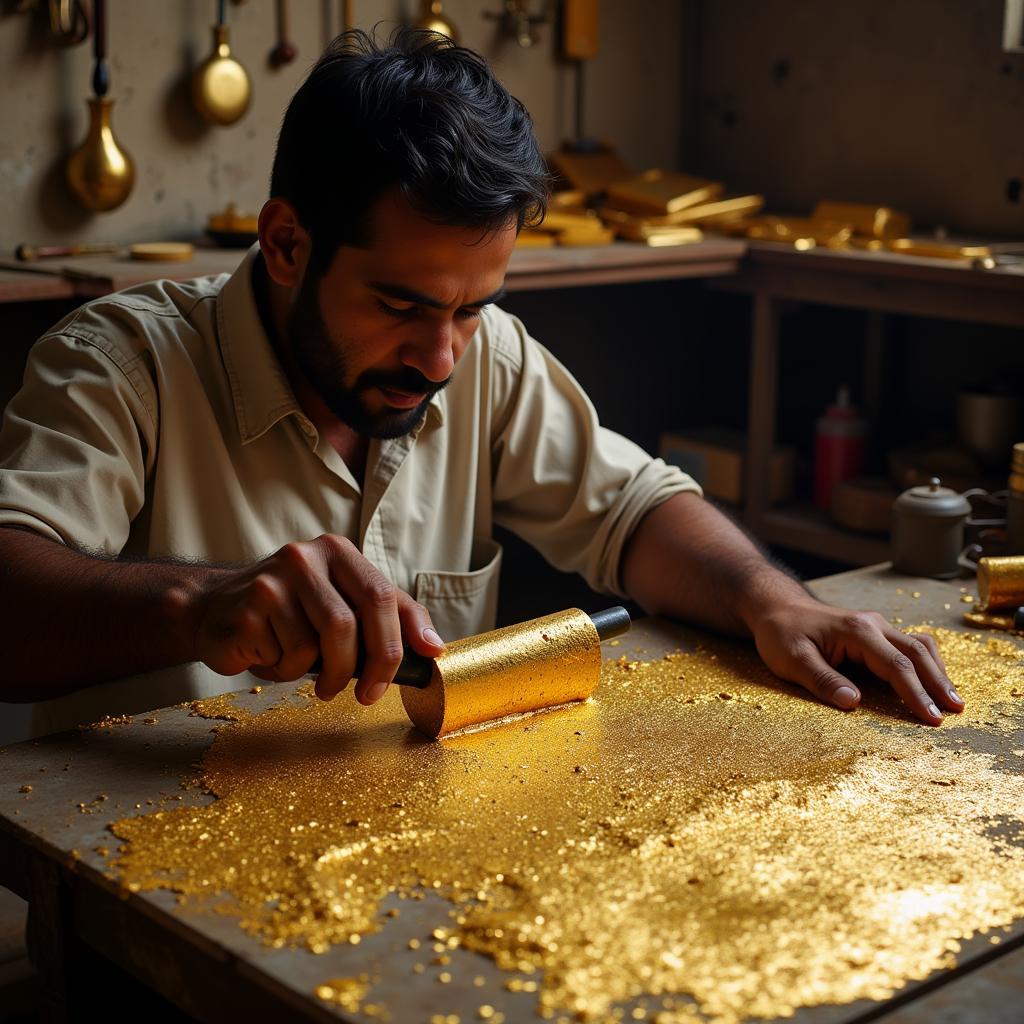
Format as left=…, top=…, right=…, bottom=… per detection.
left=0, top=328, right=155, bottom=553
left=487, top=312, right=701, bottom=596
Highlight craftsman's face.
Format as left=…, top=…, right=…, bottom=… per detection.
left=287, top=190, right=516, bottom=438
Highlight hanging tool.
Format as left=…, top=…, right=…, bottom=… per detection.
left=269, top=0, right=296, bottom=67
left=192, top=0, right=252, bottom=125
left=65, top=0, right=135, bottom=212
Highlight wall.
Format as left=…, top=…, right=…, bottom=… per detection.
left=0, top=0, right=684, bottom=250
left=689, top=0, right=1024, bottom=237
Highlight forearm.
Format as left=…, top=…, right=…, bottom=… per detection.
left=620, top=492, right=813, bottom=636
left=0, top=527, right=221, bottom=701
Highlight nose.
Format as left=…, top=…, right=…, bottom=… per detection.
left=400, top=320, right=455, bottom=385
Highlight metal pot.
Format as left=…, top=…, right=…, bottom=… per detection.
left=891, top=478, right=973, bottom=578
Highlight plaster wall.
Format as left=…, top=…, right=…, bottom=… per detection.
left=0, top=0, right=684, bottom=250
left=690, top=0, right=1024, bottom=237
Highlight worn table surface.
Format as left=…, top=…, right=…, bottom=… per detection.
left=1, top=564, right=1021, bottom=1022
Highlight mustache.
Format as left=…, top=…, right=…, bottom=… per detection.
left=356, top=367, right=453, bottom=396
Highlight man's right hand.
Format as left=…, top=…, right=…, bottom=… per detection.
left=167, top=535, right=444, bottom=705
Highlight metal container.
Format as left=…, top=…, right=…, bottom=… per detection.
left=891, top=477, right=972, bottom=578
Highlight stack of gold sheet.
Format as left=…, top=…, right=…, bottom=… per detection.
left=594, top=170, right=765, bottom=247
left=515, top=192, right=616, bottom=248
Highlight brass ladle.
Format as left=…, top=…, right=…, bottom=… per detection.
left=65, top=0, right=135, bottom=212
left=192, top=0, right=252, bottom=126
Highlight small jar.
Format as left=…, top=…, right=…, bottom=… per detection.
left=891, top=477, right=972, bottom=578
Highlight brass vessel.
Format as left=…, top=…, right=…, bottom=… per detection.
left=415, top=1, right=459, bottom=42
left=65, top=96, right=135, bottom=212
left=192, top=24, right=252, bottom=125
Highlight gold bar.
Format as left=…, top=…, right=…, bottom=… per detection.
left=514, top=230, right=556, bottom=249
left=612, top=222, right=703, bottom=245
left=977, top=556, right=1024, bottom=611
left=812, top=201, right=911, bottom=239
left=887, top=239, right=991, bottom=260
left=600, top=194, right=762, bottom=228
left=604, top=170, right=725, bottom=216
left=556, top=225, right=616, bottom=246
left=746, top=216, right=853, bottom=248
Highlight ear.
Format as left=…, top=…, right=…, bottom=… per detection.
left=258, top=198, right=312, bottom=288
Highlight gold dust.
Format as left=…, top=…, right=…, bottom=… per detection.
left=315, top=973, right=370, bottom=1011
left=81, top=713, right=132, bottom=730
left=188, top=693, right=248, bottom=722
left=110, top=627, right=1024, bottom=1023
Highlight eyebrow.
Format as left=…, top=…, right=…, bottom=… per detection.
left=368, top=281, right=508, bottom=310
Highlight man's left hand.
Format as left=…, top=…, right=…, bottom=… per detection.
left=750, top=600, right=965, bottom=725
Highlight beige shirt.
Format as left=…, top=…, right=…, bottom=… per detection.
left=0, top=246, right=699, bottom=735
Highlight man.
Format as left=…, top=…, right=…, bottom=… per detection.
left=0, top=30, right=962, bottom=736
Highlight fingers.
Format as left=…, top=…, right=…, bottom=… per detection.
left=329, top=544, right=405, bottom=704
left=783, top=638, right=862, bottom=711
left=887, top=630, right=964, bottom=713
left=845, top=617, right=944, bottom=725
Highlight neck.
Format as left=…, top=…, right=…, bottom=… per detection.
left=252, top=253, right=362, bottom=446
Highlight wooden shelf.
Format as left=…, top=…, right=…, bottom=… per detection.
left=754, top=503, right=892, bottom=565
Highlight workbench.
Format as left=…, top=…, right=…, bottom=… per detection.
left=1, top=564, right=1021, bottom=1023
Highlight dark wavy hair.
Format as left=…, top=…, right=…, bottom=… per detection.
left=270, top=28, right=550, bottom=275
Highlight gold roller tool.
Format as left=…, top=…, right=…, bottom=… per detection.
left=310, top=607, right=630, bottom=739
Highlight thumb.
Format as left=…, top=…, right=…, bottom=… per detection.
left=780, top=639, right=861, bottom=711
left=397, top=592, right=446, bottom=658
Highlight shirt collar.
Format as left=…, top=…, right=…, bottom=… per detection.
left=217, top=244, right=446, bottom=449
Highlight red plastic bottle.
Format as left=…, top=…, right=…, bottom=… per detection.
left=814, top=385, right=866, bottom=510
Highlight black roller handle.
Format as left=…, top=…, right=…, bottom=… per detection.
left=306, top=605, right=631, bottom=690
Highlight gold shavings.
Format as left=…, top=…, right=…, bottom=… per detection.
left=250, top=686, right=262, bottom=694
left=315, top=973, right=370, bottom=1011
left=143, top=717, right=158, bottom=725
left=188, top=693, right=248, bottom=722
left=110, top=626, right=1024, bottom=1023
left=18, top=785, right=31, bottom=794
left=77, top=794, right=109, bottom=814
left=82, top=713, right=133, bottom=730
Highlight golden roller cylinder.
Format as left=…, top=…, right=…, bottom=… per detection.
left=977, top=556, right=1024, bottom=611
left=402, top=608, right=602, bottom=739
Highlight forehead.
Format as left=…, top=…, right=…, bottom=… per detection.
left=335, top=189, right=516, bottom=291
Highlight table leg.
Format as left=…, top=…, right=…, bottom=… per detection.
left=745, top=289, right=781, bottom=531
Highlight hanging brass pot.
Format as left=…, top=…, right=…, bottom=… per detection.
left=192, top=7, right=252, bottom=126
left=65, top=96, right=135, bottom=212
left=415, top=0, right=459, bottom=42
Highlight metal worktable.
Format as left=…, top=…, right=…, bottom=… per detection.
left=1, top=565, right=1022, bottom=1023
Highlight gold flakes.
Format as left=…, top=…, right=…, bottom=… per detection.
left=188, top=693, right=248, bottom=721
left=250, top=686, right=262, bottom=694
left=82, top=713, right=132, bottom=730
left=961, top=594, right=975, bottom=604
left=315, top=974, right=370, bottom=1012
left=110, top=627, right=1024, bottom=1024
left=18, top=784, right=31, bottom=794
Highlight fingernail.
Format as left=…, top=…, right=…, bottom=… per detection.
left=948, top=686, right=963, bottom=704
left=834, top=686, right=859, bottom=709
left=365, top=681, right=389, bottom=704
left=423, top=628, right=444, bottom=647
left=928, top=702, right=942, bottom=719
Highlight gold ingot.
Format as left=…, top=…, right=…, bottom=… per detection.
left=613, top=222, right=703, bottom=246
left=604, top=170, right=724, bottom=216
left=192, top=24, right=252, bottom=126
left=556, top=225, right=616, bottom=247
left=536, top=209, right=603, bottom=233
left=415, top=0, right=459, bottom=42
left=812, top=201, right=910, bottom=239
left=746, top=216, right=853, bottom=248
left=962, top=609, right=1023, bottom=633
left=65, top=97, right=135, bottom=213
left=887, top=238, right=990, bottom=260
left=976, top=556, right=1024, bottom=611
left=600, top=194, right=762, bottom=229
left=401, top=609, right=602, bottom=738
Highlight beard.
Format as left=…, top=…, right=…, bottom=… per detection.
left=285, top=271, right=450, bottom=440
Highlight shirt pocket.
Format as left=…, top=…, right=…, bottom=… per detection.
left=414, top=538, right=503, bottom=642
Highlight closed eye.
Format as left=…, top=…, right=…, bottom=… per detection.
left=376, top=299, right=415, bottom=318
